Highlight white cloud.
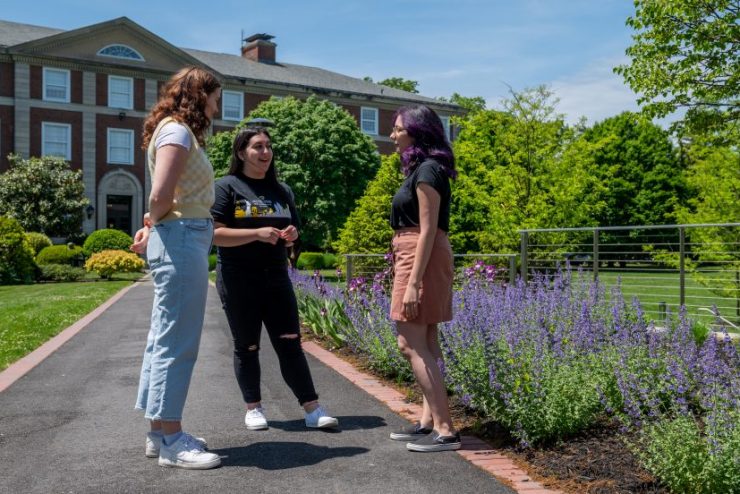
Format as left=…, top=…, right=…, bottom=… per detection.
left=549, top=57, right=640, bottom=124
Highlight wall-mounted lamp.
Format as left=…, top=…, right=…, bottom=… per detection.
left=118, top=111, right=126, bottom=121
left=86, top=204, right=95, bottom=220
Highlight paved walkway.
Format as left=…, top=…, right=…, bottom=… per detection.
left=0, top=280, right=554, bottom=494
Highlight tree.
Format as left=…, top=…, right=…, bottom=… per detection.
left=581, top=112, right=685, bottom=227
left=364, top=76, right=420, bottom=94
left=335, top=154, right=403, bottom=255
left=615, top=0, right=740, bottom=134
left=450, top=86, right=602, bottom=252
left=439, top=92, right=487, bottom=113
left=207, top=96, right=380, bottom=250
left=0, top=155, right=88, bottom=237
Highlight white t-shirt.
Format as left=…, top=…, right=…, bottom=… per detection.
left=154, top=121, right=192, bottom=151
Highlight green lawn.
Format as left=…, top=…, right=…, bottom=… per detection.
left=578, top=270, right=739, bottom=331
left=0, top=280, right=132, bottom=370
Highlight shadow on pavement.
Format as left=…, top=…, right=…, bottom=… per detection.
left=266, top=415, right=387, bottom=432
left=215, top=441, right=370, bottom=469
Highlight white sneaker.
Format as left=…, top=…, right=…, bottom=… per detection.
left=304, top=405, right=339, bottom=429
left=145, top=432, right=207, bottom=458
left=158, top=433, right=221, bottom=470
left=244, top=406, right=268, bottom=430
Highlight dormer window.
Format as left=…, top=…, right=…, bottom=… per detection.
left=97, top=44, right=145, bottom=62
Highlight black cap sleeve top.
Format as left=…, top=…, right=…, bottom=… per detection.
left=390, top=159, right=451, bottom=232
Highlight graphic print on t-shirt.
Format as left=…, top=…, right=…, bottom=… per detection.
left=234, top=197, right=290, bottom=219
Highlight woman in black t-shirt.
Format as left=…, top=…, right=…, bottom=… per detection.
left=386, top=105, right=461, bottom=452
left=211, top=127, right=338, bottom=431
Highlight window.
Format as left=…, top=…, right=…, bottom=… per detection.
left=42, top=123, right=71, bottom=160
left=361, top=107, right=378, bottom=135
left=97, top=44, right=145, bottom=61
left=222, top=91, right=244, bottom=121
left=107, top=129, right=134, bottom=164
left=43, top=68, right=70, bottom=102
left=440, top=116, right=451, bottom=140
left=108, top=76, right=133, bottom=109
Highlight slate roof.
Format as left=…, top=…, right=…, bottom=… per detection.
left=0, top=18, right=456, bottom=108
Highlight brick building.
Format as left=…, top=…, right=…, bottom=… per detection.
left=0, top=17, right=460, bottom=236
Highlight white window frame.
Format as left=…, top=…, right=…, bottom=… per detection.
left=440, top=116, right=451, bottom=140
left=43, top=67, right=70, bottom=103
left=221, top=90, right=244, bottom=121
left=107, top=128, right=135, bottom=165
left=41, top=122, right=71, bottom=160
left=360, top=106, right=378, bottom=135
left=108, top=75, right=134, bottom=110
left=97, top=44, right=145, bottom=62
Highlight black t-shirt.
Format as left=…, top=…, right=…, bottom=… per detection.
left=211, top=173, right=299, bottom=269
left=390, top=159, right=451, bottom=231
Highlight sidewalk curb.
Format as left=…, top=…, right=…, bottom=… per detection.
left=0, top=281, right=139, bottom=393
left=301, top=340, right=564, bottom=494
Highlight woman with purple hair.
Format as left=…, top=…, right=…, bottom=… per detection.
left=386, top=105, right=460, bottom=452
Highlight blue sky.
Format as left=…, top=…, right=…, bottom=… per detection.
left=3, top=0, right=642, bottom=124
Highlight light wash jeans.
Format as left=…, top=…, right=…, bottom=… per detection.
left=135, top=218, right=213, bottom=421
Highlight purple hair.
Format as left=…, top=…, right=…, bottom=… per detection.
left=393, top=105, right=456, bottom=178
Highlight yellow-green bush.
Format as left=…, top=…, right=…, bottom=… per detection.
left=84, top=249, right=145, bottom=279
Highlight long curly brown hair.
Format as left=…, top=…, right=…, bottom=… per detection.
left=141, top=66, right=221, bottom=150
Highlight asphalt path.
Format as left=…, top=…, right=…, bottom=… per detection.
left=0, top=280, right=514, bottom=494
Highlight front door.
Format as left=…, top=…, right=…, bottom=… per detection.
left=106, top=194, right=132, bottom=236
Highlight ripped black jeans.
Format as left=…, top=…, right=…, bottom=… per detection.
left=216, top=264, right=318, bottom=405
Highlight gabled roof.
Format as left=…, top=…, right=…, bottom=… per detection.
left=184, top=48, right=443, bottom=105
left=5, top=17, right=206, bottom=72
left=0, top=17, right=458, bottom=110
left=0, top=19, right=63, bottom=47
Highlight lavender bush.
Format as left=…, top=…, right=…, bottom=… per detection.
left=291, top=264, right=739, bottom=492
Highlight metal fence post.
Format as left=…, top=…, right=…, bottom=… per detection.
left=593, top=228, right=599, bottom=281
left=509, top=255, right=516, bottom=284
left=346, top=255, right=353, bottom=287
left=679, top=227, right=685, bottom=306
left=520, top=231, right=528, bottom=283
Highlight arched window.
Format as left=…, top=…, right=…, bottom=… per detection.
left=97, top=44, right=145, bottom=62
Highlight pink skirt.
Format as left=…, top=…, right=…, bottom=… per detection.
left=390, top=228, right=454, bottom=324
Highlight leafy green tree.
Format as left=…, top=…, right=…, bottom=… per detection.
left=0, top=155, right=88, bottom=237
left=450, top=87, right=602, bottom=252
left=335, top=154, right=403, bottom=255
left=615, top=0, right=740, bottom=134
left=207, top=96, right=380, bottom=250
left=439, top=92, right=487, bottom=113
left=581, top=112, right=685, bottom=227
left=364, top=76, right=420, bottom=94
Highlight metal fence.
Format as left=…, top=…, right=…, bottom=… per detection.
left=344, top=253, right=517, bottom=286
left=341, top=223, right=739, bottom=331
left=520, top=223, right=740, bottom=330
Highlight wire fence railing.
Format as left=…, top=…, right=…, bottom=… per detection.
left=520, top=223, right=740, bottom=331
left=340, top=223, right=738, bottom=332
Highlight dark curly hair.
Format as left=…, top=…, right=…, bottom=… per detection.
left=142, top=66, right=221, bottom=149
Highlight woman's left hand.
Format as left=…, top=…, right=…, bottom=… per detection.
left=402, top=284, right=421, bottom=320
left=280, top=225, right=299, bottom=243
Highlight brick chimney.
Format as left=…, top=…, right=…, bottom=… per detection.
left=241, top=33, right=276, bottom=63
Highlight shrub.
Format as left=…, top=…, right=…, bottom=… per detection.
left=296, top=252, right=325, bottom=270
left=36, top=244, right=85, bottom=266
left=83, top=229, right=132, bottom=257
left=322, top=253, right=339, bottom=269
left=84, top=249, right=145, bottom=279
left=38, top=263, right=86, bottom=282
left=208, top=253, right=217, bottom=271
left=0, top=216, right=37, bottom=284
left=25, top=232, right=52, bottom=255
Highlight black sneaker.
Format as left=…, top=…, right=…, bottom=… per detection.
left=389, top=422, right=433, bottom=441
left=406, top=430, right=461, bottom=452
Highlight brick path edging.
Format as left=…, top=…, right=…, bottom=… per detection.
left=301, top=340, right=564, bottom=494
